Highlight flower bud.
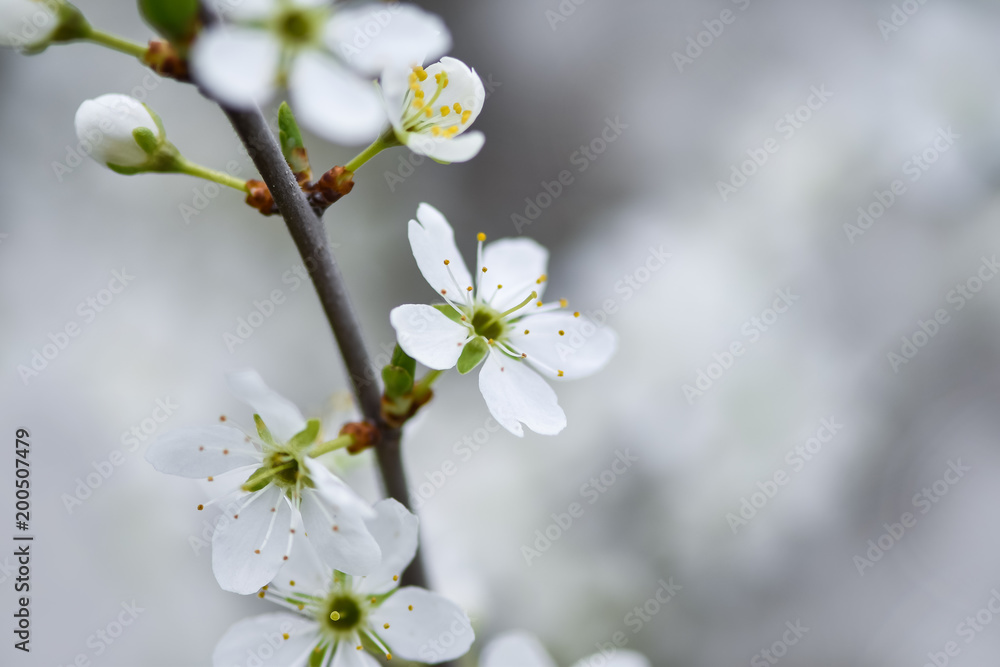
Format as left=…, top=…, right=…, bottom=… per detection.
left=0, top=0, right=88, bottom=52
left=74, top=94, right=164, bottom=172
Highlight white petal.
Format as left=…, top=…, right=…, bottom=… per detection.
left=274, top=531, right=332, bottom=597
left=390, top=304, right=469, bottom=370
left=480, top=632, right=557, bottom=667
left=212, top=487, right=294, bottom=594
left=419, top=57, right=486, bottom=130
left=145, top=425, right=261, bottom=477
left=478, top=353, right=566, bottom=437
left=480, top=238, right=549, bottom=312
left=407, top=203, right=474, bottom=298
left=326, top=3, right=450, bottom=77
left=0, top=0, right=56, bottom=48
left=211, top=0, right=277, bottom=22
left=368, top=588, right=473, bottom=662
left=569, top=651, right=652, bottom=667
left=289, top=51, right=385, bottom=145
left=356, top=499, right=419, bottom=595
left=509, top=312, right=617, bottom=380
left=299, top=489, right=381, bottom=575
left=406, top=131, right=484, bottom=164
left=74, top=94, right=160, bottom=168
left=213, top=612, right=320, bottom=667
left=190, top=26, right=279, bottom=108
left=332, top=639, right=381, bottom=667
left=227, top=369, right=307, bottom=443
left=304, top=458, right=377, bottom=519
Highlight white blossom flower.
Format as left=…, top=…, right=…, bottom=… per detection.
left=192, top=0, right=450, bottom=144
left=0, top=0, right=59, bottom=50
left=74, top=94, right=162, bottom=170
left=389, top=204, right=617, bottom=437
left=381, top=56, right=485, bottom=163
left=145, top=369, right=381, bottom=595
left=481, top=631, right=650, bottom=667
left=213, top=498, right=474, bottom=666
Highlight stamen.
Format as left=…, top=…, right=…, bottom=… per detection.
left=440, top=106, right=450, bottom=116
left=462, top=109, right=472, bottom=124
left=413, top=65, right=428, bottom=81
left=499, top=291, right=538, bottom=320
left=453, top=103, right=463, bottom=114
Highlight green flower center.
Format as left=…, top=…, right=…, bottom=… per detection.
left=275, top=8, right=321, bottom=46
left=471, top=306, right=505, bottom=340
left=324, top=594, right=364, bottom=633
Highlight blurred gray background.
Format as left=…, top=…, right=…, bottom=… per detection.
left=4, top=0, right=1000, bottom=665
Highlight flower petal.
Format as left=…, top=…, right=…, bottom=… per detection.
left=480, top=632, right=557, bottom=667
left=212, top=487, right=294, bottom=594
left=509, top=312, right=617, bottom=380
left=479, top=237, right=549, bottom=313
left=212, top=612, right=320, bottom=667
left=408, top=203, right=474, bottom=299
left=299, top=489, right=381, bottom=575
left=390, top=304, right=469, bottom=370
left=478, top=352, right=566, bottom=437
left=0, top=0, right=57, bottom=48
left=569, top=650, right=652, bottom=667
left=227, top=370, right=307, bottom=444
left=326, top=3, right=450, bottom=77
left=274, top=531, right=331, bottom=597
left=190, top=26, right=279, bottom=108
left=406, top=131, right=485, bottom=164
left=368, top=587, right=473, bottom=662
left=304, top=458, right=377, bottom=519
left=356, top=499, right=419, bottom=595
left=75, top=94, right=159, bottom=168
left=290, top=51, right=386, bottom=145
left=145, top=425, right=261, bottom=478
left=332, top=638, right=381, bottom=667
left=420, top=58, right=486, bottom=131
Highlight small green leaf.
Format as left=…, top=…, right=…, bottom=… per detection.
left=138, top=0, right=199, bottom=43
left=382, top=365, right=414, bottom=399
left=278, top=102, right=311, bottom=175
left=287, top=419, right=321, bottom=452
left=132, top=127, right=159, bottom=155
left=254, top=414, right=276, bottom=447
left=390, top=344, right=416, bottom=378
left=432, top=303, right=465, bottom=324
left=457, top=337, right=489, bottom=374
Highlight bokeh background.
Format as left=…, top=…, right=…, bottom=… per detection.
left=4, top=0, right=1000, bottom=665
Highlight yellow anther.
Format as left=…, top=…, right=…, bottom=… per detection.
left=521, top=353, right=527, bottom=358
left=536, top=300, right=543, bottom=307
left=357, top=646, right=362, bottom=650
left=424, top=106, right=433, bottom=118
left=431, top=126, right=443, bottom=137
left=387, top=654, right=392, bottom=661
left=477, top=232, right=486, bottom=241
left=497, top=284, right=503, bottom=289
left=466, top=286, right=473, bottom=291
left=282, top=633, right=290, bottom=640
left=558, top=330, right=565, bottom=336
left=462, top=109, right=472, bottom=124
left=559, top=298, right=568, bottom=307
left=440, top=106, right=450, bottom=116
left=524, top=329, right=530, bottom=334
left=257, top=591, right=265, bottom=598
left=482, top=266, right=488, bottom=273
left=414, top=88, right=424, bottom=99
left=384, top=623, right=390, bottom=629
left=371, top=597, right=377, bottom=604
left=411, top=99, right=424, bottom=110
left=330, top=611, right=341, bottom=621
left=537, top=274, right=547, bottom=283
left=443, top=259, right=450, bottom=265
left=453, top=103, right=463, bottom=114
left=408, top=605, right=413, bottom=611
left=393, top=575, right=399, bottom=581
left=197, top=504, right=204, bottom=510
left=446, top=125, right=460, bottom=136
left=573, top=311, right=580, bottom=317
left=413, top=65, right=428, bottom=81
left=558, top=370, right=565, bottom=377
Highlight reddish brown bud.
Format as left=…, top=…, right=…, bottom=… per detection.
left=245, top=180, right=278, bottom=216
left=340, top=421, right=379, bottom=454
left=143, top=40, right=189, bottom=81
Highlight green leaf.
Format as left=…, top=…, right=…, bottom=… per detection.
left=278, top=102, right=311, bottom=175
left=132, top=127, right=159, bottom=155
left=287, top=419, right=321, bottom=452
left=457, top=337, right=489, bottom=374
left=382, top=364, right=414, bottom=399
left=432, top=303, right=465, bottom=324
left=138, top=0, right=199, bottom=43
left=390, top=344, right=416, bottom=378
left=254, top=414, right=277, bottom=447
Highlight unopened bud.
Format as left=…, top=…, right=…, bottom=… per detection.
left=74, top=93, right=164, bottom=172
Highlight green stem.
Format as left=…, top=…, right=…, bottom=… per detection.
left=308, top=434, right=354, bottom=458
left=86, top=29, right=148, bottom=59
left=412, top=370, right=442, bottom=400
left=177, top=159, right=249, bottom=192
left=343, top=130, right=400, bottom=172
